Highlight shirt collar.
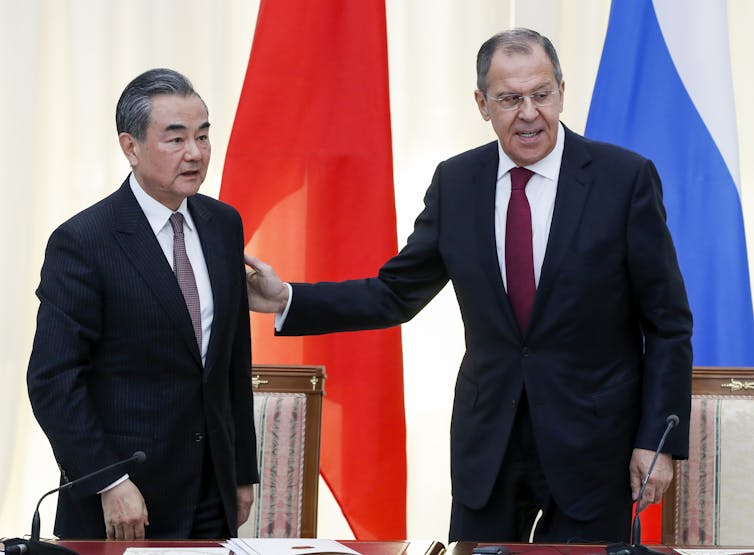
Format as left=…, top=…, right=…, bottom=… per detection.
left=497, top=122, right=565, bottom=181
left=129, top=173, right=194, bottom=233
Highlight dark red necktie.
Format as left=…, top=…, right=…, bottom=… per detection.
left=505, top=167, right=535, bottom=333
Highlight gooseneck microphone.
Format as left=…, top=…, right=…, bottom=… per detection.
left=5, top=451, right=146, bottom=555
left=30, top=451, right=146, bottom=542
left=631, top=415, right=678, bottom=548
left=606, top=415, right=679, bottom=555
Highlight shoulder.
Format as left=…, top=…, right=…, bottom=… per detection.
left=190, top=193, right=242, bottom=223
left=188, top=194, right=245, bottom=239
left=562, top=128, right=663, bottom=207
left=51, top=186, right=125, bottom=244
left=38, top=188, right=131, bottom=279
left=565, top=126, right=651, bottom=171
left=191, top=192, right=240, bottom=214
left=441, top=140, right=498, bottom=169
left=428, top=141, right=499, bottom=187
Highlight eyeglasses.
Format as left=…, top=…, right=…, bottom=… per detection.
left=485, top=89, right=559, bottom=111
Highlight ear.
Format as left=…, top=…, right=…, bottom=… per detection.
left=118, top=132, right=140, bottom=167
left=474, top=89, right=490, bottom=121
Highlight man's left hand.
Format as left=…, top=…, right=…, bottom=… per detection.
left=629, top=448, right=673, bottom=512
left=237, top=484, right=255, bottom=526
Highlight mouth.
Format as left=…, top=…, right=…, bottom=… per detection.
left=516, top=130, right=541, bottom=140
left=179, top=169, right=201, bottom=178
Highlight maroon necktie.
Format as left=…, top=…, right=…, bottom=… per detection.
left=169, top=212, right=202, bottom=351
left=505, top=167, right=535, bottom=333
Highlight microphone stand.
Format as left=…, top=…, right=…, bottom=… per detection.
left=606, top=415, right=679, bottom=555
left=4, top=451, right=146, bottom=555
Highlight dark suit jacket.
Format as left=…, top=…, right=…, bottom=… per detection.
left=27, top=179, right=258, bottom=538
left=280, top=127, right=693, bottom=520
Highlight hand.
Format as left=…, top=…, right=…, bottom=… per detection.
left=236, top=484, right=255, bottom=526
left=100, top=479, right=149, bottom=540
left=244, top=254, right=289, bottom=313
left=629, top=448, right=673, bottom=512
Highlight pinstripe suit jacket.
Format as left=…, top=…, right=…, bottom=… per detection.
left=27, top=178, right=258, bottom=538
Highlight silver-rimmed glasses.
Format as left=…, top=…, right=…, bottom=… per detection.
left=485, top=89, right=559, bottom=111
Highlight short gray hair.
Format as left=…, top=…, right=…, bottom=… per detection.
left=115, top=68, right=206, bottom=141
left=476, top=28, right=562, bottom=92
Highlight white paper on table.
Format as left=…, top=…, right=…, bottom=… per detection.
left=675, top=550, right=754, bottom=555
left=124, top=548, right=230, bottom=555
left=224, top=538, right=360, bottom=555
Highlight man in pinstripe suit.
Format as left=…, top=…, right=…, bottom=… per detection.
left=27, top=68, right=258, bottom=540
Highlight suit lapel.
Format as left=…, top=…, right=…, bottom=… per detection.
left=531, top=128, right=593, bottom=324
left=188, top=196, right=228, bottom=379
left=472, top=142, right=522, bottom=336
left=111, top=181, right=203, bottom=366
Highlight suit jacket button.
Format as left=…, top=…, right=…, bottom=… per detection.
left=521, top=347, right=529, bottom=357
left=194, top=432, right=204, bottom=443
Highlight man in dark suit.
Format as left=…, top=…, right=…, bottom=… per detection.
left=245, top=29, right=693, bottom=543
left=27, top=68, right=258, bottom=540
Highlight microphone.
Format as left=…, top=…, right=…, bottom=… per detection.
left=606, top=415, right=679, bottom=555
left=5, top=451, right=146, bottom=555
left=31, top=451, right=147, bottom=541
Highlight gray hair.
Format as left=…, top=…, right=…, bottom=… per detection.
left=116, top=68, right=207, bottom=141
left=476, top=28, right=562, bottom=92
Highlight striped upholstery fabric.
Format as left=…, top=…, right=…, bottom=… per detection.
left=243, top=392, right=307, bottom=537
left=671, top=395, right=754, bottom=545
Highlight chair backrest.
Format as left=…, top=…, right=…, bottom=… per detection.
left=662, top=366, right=754, bottom=545
left=238, top=364, right=326, bottom=538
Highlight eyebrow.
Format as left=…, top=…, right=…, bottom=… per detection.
left=497, top=83, right=554, bottom=96
left=164, top=121, right=210, bottom=132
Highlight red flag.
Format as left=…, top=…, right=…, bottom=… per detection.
left=641, top=502, right=662, bottom=544
left=220, top=0, right=406, bottom=540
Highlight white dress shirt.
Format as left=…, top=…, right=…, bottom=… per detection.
left=495, top=123, right=565, bottom=289
left=129, top=174, right=213, bottom=364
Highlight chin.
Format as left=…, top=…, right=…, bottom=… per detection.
left=515, top=146, right=550, bottom=166
left=177, top=177, right=204, bottom=194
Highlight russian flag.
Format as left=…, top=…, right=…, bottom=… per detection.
left=585, top=0, right=754, bottom=365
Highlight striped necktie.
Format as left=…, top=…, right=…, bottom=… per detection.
left=169, top=212, right=202, bottom=351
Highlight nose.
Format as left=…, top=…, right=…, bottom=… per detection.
left=184, top=139, right=201, bottom=160
left=517, top=96, right=539, bottom=120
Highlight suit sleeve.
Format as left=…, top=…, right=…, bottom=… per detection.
left=229, top=214, right=259, bottom=485
left=627, top=160, right=693, bottom=458
left=282, top=164, right=450, bottom=334
left=27, top=224, right=126, bottom=495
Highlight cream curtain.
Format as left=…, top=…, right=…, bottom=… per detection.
left=1, top=0, right=752, bottom=541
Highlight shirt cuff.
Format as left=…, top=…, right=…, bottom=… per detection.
left=98, top=474, right=129, bottom=494
left=274, top=283, right=293, bottom=332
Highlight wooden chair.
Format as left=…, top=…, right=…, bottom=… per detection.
left=662, top=366, right=754, bottom=545
left=237, top=364, right=326, bottom=538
